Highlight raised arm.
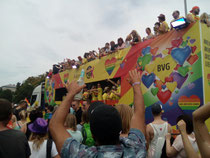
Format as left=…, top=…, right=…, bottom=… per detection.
left=49, top=81, right=86, bottom=154
left=177, top=120, right=200, bottom=158
left=107, top=79, right=118, bottom=87
left=128, top=69, right=145, bottom=135
left=193, top=102, right=210, bottom=158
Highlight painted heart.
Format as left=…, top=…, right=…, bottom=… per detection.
left=162, top=49, right=169, bottom=55
left=181, top=40, right=188, bottom=47
left=153, top=55, right=177, bottom=82
left=166, top=82, right=177, bottom=93
left=178, top=66, right=189, bottom=77
left=171, top=46, right=192, bottom=65
left=174, top=64, right=181, bottom=70
left=166, top=47, right=174, bottom=55
left=142, top=46, right=151, bottom=56
left=178, top=95, right=200, bottom=110
left=151, top=87, right=159, bottom=96
left=191, top=46, right=197, bottom=54
left=142, top=73, right=156, bottom=88
left=171, top=37, right=183, bottom=47
left=145, top=63, right=155, bottom=74
left=187, top=55, right=199, bottom=65
left=187, top=36, right=190, bottom=40
left=175, top=90, right=179, bottom=94
left=105, top=57, right=117, bottom=75
left=120, top=62, right=125, bottom=69
left=157, top=90, right=172, bottom=104
left=155, top=80, right=163, bottom=90
left=165, top=76, right=173, bottom=82
left=169, top=101, right=173, bottom=106
left=170, top=72, right=188, bottom=89
left=137, top=54, right=152, bottom=70
left=152, top=54, right=162, bottom=61
left=188, top=83, right=195, bottom=89
left=162, top=85, right=166, bottom=89
left=190, top=39, right=196, bottom=44
left=151, top=47, right=159, bottom=55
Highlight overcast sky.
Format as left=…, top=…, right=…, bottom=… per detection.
left=0, top=0, right=209, bottom=87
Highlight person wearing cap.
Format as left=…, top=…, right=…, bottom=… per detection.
left=28, top=118, right=60, bottom=158
left=158, top=14, right=169, bottom=34
left=49, top=69, right=146, bottom=157
left=187, top=6, right=200, bottom=23
left=0, top=99, right=31, bottom=158
left=170, top=10, right=184, bottom=30
left=146, top=103, right=172, bottom=158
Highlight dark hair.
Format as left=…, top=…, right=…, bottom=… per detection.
left=146, top=27, right=151, bottom=32
left=176, top=114, right=193, bottom=134
left=29, top=109, right=43, bottom=123
left=155, top=22, right=160, bottom=27
left=117, top=37, right=124, bottom=43
left=158, top=15, right=165, bottom=21
left=0, top=99, right=12, bottom=123
left=48, top=105, right=54, bottom=112
left=173, top=10, right=180, bottom=15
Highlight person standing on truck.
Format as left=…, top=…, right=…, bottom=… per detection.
left=187, top=6, right=200, bottom=23
left=146, top=103, right=172, bottom=158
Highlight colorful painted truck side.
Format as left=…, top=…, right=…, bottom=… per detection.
left=35, top=22, right=210, bottom=128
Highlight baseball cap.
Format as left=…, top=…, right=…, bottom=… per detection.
left=89, top=102, right=122, bottom=143
left=190, top=6, right=200, bottom=13
left=151, top=103, right=163, bottom=115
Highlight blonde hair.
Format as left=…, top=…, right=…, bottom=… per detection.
left=115, top=104, right=133, bottom=134
left=200, top=12, right=209, bottom=23
left=65, top=114, right=77, bottom=131
left=19, top=110, right=27, bottom=121
left=29, top=133, right=48, bottom=151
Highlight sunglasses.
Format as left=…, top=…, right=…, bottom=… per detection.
left=71, top=104, right=76, bottom=107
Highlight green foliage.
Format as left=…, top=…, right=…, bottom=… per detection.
left=0, top=89, right=13, bottom=102
left=13, top=74, right=46, bottom=103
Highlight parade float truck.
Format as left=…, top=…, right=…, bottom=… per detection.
left=31, top=21, right=210, bottom=129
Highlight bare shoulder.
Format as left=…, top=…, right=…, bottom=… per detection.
left=146, top=124, right=154, bottom=134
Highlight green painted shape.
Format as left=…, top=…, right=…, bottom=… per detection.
left=151, top=87, right=159, bottom=96
left=178, top=66, right=189, bottom=77
left=138, top=54, right=152, bottom=70
left=143, top=91, right=159, bottom=107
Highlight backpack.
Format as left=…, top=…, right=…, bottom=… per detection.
left=46, top=139, right=52, bottom=158
left=82, top=123, right=95, bottom=147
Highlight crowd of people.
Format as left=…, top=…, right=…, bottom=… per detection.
left=47, top=6, right=210, bottom=77
left=1, top=6, right=210, bottom=158
left=1, top=69, right=210, bottom=158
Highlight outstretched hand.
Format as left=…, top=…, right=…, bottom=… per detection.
left=127, top=69, right=142, bottom=85
left=65, top=80, right=86, bottom=96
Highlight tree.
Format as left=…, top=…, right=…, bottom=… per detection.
left=0, top=89, right=13, bottom=102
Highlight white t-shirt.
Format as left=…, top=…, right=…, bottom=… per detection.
left=172, top=134, right=198, bottom=158
left=29, top=140, right=58, bottom=158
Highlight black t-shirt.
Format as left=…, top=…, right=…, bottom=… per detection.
left=75, top=107, right=82, bottom=125
left=0, top=129, right=31, bottom=158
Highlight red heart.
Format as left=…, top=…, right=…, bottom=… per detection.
left=166, top=47, right=174, bottom=55
left=155, top=80, right=163, bottom=90
left=174, top=64, right=181, bottom=70
left=157, top=90, right=172, bottom=104
left=160, top=128, right=162, bottom=131
left=187, top=55, right=198, bottom=65
left=191, top=46, right=197, bottom=54
left=171, top=38, right=183, bottom=47
left=151, top=47, right=159, bottom=55
left=165, top=76, right=173, bottom=82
